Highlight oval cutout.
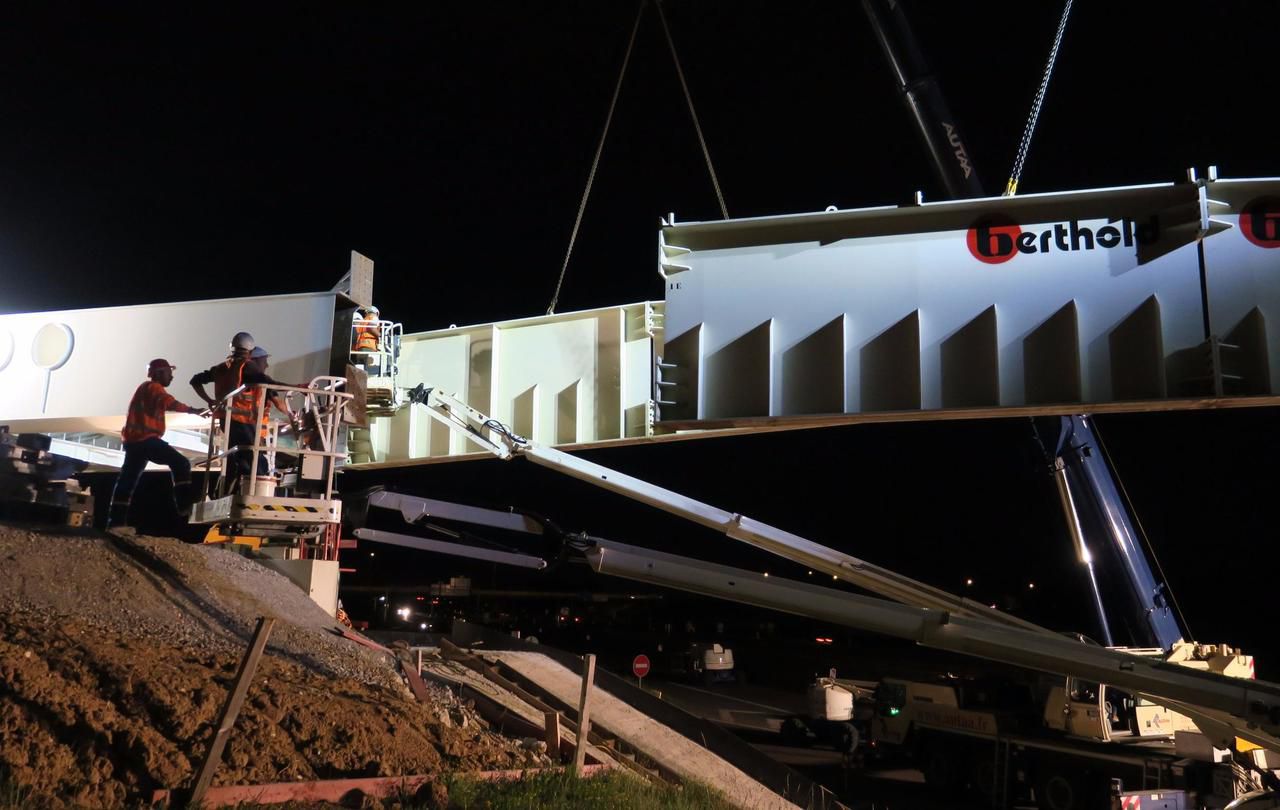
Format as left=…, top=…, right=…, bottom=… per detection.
left=32, top=323, right=75, bottom=370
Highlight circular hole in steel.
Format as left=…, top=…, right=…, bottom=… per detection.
left=31, top=323, right=75, bottom=371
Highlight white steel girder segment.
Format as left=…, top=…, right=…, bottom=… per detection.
left=657, top=174, right=1280, bottom=425
left=0, top=292, right=342, bottom=437
left=367, top=303, right=660, bottom=464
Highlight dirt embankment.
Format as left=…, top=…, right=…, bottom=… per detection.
left=0, top=524, right=545, bottom=808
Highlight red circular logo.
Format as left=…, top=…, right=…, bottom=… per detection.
left=1241, top=196, right=1280, bottom=248
left=632, top=654, right=651, bottom=678
left=966, top=214, right=1022, bottom=264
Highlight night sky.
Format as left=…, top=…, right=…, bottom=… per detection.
left=5, top=4, right=1280, bottom=674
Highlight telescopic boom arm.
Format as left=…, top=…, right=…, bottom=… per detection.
left=401, top=387, right=1280, bottom=750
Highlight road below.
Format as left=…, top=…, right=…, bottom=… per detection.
left=643, top=679, right=1013, bottom=809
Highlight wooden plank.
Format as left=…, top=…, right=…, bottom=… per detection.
left=188, top=617, right=275, bottom=807
left=438, top=640, right=660, bottom=782
left=573, top=654, right=597, bottom=775
left=438, top=640, right=588, bottom=736
left=545, top=711, right=562, bottom=759
left=331, top=627, right=393, bottom=654
left=398, top=658, right=434, bottom=704
left=458, top=684, right=554, bottom=741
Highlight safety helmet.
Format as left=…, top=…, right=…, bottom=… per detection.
left=249, top=346, right=269, bottom=359
left=230, top=331, right=255, bottom=354
left=147, top=358, right=176, bottom=373
left=365, top=306, right=380, bottom=317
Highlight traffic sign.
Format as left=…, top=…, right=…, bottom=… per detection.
left=632, top=654, right=651, bottom=680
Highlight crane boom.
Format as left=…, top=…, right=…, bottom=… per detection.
left=405, top=387, right=1280, bottom=751
left=865, top=0, right=1184, bottom=651
left=418, top=387, right=1043, bottom=634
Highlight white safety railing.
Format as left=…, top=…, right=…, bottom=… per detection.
left=197, top=377, right=352, bottom=502
left=349, top=318, right=401, bottom=381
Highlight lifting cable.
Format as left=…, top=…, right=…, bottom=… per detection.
left=1091, top=421, right=1195, bottom=642
left=1003, top=0, right=1074, bottom=197
left=655, top=0, right=730, bottom=221
left=546, top=1, right=647, bottom=316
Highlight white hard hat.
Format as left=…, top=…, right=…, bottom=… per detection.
left=230, top=332, right=255, bottom=353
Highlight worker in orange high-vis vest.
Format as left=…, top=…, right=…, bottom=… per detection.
left=190, top=331, right=255, bottom=418
left=246, top=345, right=295, bottom=445
left=107, top=358, right=205, bottom=532
left=190, top=333, right=296, bottom=483
left=352, top=306, right=382, bottom=374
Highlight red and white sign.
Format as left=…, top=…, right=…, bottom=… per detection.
left=632, top=654, right=651, bottom=679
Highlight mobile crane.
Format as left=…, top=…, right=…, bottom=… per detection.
left=858, top=0, right=1188, bottom=656
left=348, top=387, right=1280, bottom=808
left=337, top=8, right=1276, bottom=806
left=846, top=3, right=1275, bottom=802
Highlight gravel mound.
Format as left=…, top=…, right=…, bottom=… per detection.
left=0, top=522, right=543, bottom=808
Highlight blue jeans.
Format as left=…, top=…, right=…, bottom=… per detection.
left=108, top=437, right=192, bottom=527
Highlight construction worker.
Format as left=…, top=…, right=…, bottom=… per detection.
left=190, top=331, right=255, bottom=415
left=107, top=358, right=205, bottom=532
left=190, top=332, right=293, bottom=483
left=246, top=346, right=296, bottom=452
left=351, top=306, right=382, bottom=374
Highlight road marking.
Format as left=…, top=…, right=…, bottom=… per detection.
left=674, top=684, right=791, bottom=714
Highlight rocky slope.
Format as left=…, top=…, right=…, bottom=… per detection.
left=0, top=523, right=544, bottom=808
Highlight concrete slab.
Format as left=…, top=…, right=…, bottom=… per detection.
left=492, top=650, right=801, bottom=810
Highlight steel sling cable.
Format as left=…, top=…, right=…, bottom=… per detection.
left=1004, top=0, right=1074, bottom=197
left=546, top=1, right=647, bottom=316
left=655, top=0, right=729, bottom=220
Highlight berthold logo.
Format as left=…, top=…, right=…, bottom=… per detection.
left=966, top=215, right=1160, bottom=265
left=1240, top=196, right=1280, bottom=248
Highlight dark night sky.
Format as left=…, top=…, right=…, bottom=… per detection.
left=5, top=3, right=1280, bottom=672
left=5, top=2, right=1279, bottom=324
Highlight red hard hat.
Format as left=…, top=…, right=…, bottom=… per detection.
left=148, top=358, right=176, bottom=372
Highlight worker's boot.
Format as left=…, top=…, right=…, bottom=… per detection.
left=173, top=481, right=193, bottom=518
left=105, top=499, right=134, bottom=535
